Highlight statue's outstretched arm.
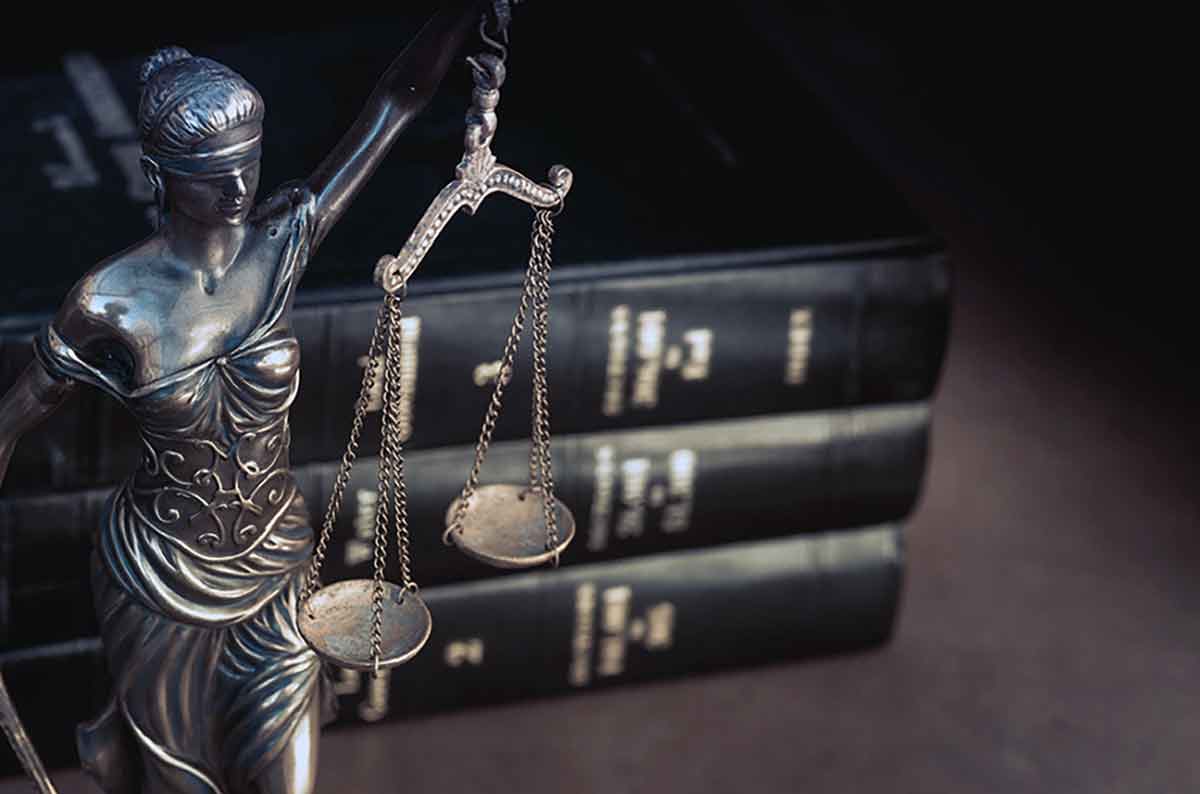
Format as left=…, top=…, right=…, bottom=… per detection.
left=304, top=0, right=485, bottom=253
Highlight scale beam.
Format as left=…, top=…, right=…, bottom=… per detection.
left=375, top=53, right=573, bottom=295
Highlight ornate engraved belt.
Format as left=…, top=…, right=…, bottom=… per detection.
left=130, top=417, right=296, bottom=560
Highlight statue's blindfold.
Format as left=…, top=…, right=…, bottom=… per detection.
left=148, top=135, right=262, bottom=177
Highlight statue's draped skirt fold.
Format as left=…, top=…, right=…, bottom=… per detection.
left=91, top=492, right=328, bottom=793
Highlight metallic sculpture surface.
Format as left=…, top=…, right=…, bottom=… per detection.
left=0, top=2, right=487, bottom=791
left=374, top=52, right=572, bottom=294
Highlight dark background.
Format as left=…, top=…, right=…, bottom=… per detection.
left=0, top=3, right=1165, bottom=363
left=3, top=3, right=1196, bottom=791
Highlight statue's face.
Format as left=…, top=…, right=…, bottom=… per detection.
left=163, top=122, right=262, bottom=227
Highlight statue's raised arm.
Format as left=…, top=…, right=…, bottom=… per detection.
left=302, top=0, right=486, bottom=253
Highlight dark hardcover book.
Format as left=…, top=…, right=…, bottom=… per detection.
left=0, top=8, right=947, bottom=496
left=308, top=246, right=948, bottom=483
left=0, top=245, right=948, bottom=495
left=0, top=405, right=927, bottom=648
left=0, top=524, right=903, bottom=777
left=319, top=403, right=928, bottom=589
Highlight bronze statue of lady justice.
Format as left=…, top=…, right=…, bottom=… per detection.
left=0, top=1, right=575, bottom=791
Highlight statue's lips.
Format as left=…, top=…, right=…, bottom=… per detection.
left=217, top=199, right=247, bottom=215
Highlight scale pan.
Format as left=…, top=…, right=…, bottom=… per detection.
left=446, top=483, right=575, bottom=569
left=299, top=579, right=432, bottom=671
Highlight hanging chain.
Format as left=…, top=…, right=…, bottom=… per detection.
left=442, top=206, right=562, bottom=557
left=528, top=208, right=560, bottom=562
left=371, top=293, right=420, bottom=675
left=299, top=290, right=417, bottom=675
left=442, top=235, right=542, bottom=545
left=367, top=296, right=399, bottom=676
left=526, top=218, right=550, bottom=493
left=383, top=294, right=417, bottom=593
left=301, top=301, right=388, bottom=607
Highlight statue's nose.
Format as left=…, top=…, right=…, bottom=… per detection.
left=223, top=173, right=248, bottom=198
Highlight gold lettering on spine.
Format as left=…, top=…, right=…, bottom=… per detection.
left=343, top=488, right=378, bottom=567
left=598, top=587, right=633, bottom=677
left=334, top=667, right=361, bottom=696
left=445, top=638, right=486, bottom=667
left=333, top=666, right=398, bottom=722
left=573, top=583, right=677, bottom=683
left=601, top=586, right=633, bottom=634
left=598, top=635, right=625, bottom=678
left=396, top=316, right=421, bottom=440
left=632, top=310, right=667, bottom=409
left=643, top=603, right=676, bottom=650
left=358, top=315, right=421, bottom=441
left=473, top=359, right=504, bottom=387
left=608, top=306, right=714, bottom=414
left=359, top=671, right=391, bottom=722
left=569, top=583, right=597, bottom=687
left=615, top=458, right=651, bottom=539
left=679, top=329, right=713, bottom=381
left=661, top=449, right=697, bottom=534
left=587, top=445, right=616, bottom=551
left=602, top=305, right=631, bottom=417
left=785, top=308, right=813, bottom=385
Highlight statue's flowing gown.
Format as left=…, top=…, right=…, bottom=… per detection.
left=35, top=188, right=333, bottom=793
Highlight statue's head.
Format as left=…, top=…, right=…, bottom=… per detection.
left=138, top=47, right=265, bottom=227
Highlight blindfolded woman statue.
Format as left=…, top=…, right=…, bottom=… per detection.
left=0, top=3, right=487, bottom=792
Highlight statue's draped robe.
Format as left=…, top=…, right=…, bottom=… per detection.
left=35, top=188, right=333, bottom=793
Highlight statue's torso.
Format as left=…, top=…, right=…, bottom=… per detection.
left=44, top=196, right=311, bottom=561
left=126, top=319, right=301, bottom=561
left=67, top=219, right=292, bottom=389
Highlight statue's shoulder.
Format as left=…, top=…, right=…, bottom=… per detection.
left=38, top=237, right=168, bottom=390
left=251, top=181, right=316, bottom=228
left=56, top=236, right=166, bottom=345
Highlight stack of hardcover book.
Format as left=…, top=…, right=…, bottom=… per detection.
left=0, top=8, right=948, bottom=775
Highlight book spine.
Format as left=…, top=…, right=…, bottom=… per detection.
left=0, top=249, right=947, bottom=495
left=321, top=403, right=928, bottom=588
left=332, top=524, right=904, bottom=723
left=315, top=251, right=948, bottom=473
left=0, top=405, right=927, bottom=648
left=0, top=525, right=902, bottom=776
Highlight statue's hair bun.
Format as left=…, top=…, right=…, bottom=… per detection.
left=139, top=46, right=193, bottom=85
